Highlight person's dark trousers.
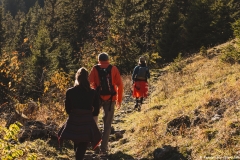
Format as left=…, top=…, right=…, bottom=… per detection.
left=140, top=97, right=143, bottom=104
left=74, top=142, right=88, bottom=160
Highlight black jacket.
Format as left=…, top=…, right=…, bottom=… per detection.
left=58, top=87, right=101, bottom=150
left=65, top=86, right=99, bottom=116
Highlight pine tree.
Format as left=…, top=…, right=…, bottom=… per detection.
left=28, top=24, right=51, bottom=100
left=43, top=0, right=60, bottom=41
left=2, top=12, right=16, bottom=51
left=49, top=39, right=75, bottom=75
left=25, top=2, right=43, bottom=42
left=2, top=0, right=26, bottom=16
left=0, top=7, right=4, bottom=56
left=107, top=0, right=141, bottom=73
left=157, top=1, right=186, bottom=62
left=183, top=0, right=214, bottom=52
left=0, top=7, right=8, bottom=104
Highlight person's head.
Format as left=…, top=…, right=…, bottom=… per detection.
left=74, top=67, right=90, bottom=91
left=138, top=56, right=146, bottom=65
left=98, top=52, right=109, bottom=61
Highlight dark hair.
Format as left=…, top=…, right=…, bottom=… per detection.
left=138, top=56, right=146, bottom=65
left=74, top=67, right=91, bottom=91
left=98, top=52, right=109, bottom=61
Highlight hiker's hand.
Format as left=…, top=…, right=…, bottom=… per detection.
left=116, top=102, right=121, bottom=109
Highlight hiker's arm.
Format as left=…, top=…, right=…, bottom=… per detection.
left=113, top=66, right=123, bottom=107
left=146, top=68, right=150, bottom=79
left=132, top=66, right=138, bottom=83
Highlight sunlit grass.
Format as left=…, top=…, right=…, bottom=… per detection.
left=0, top=41, right=239, bottom=159
left=110, top=41, right=240, bottom=159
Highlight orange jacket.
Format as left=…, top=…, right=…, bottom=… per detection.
left=89, top=61, right=123, bottom=104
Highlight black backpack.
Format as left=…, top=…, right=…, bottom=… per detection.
left=95, top=65, right=116, bottom=111
left=136, top=66, right=148, bottom=80
left=95, top=64, right=116, bottom=96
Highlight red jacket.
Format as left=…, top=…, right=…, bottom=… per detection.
left=89, top=61, right=123, bottom=104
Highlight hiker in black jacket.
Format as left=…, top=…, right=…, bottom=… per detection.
left=132, top=57, right=150, bottom=110
left=58, top=67, right=102, bottom=160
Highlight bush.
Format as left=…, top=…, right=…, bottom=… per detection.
left=200, top=46, right=208, bottom=58
left=169, top=53, right=186, bottom=72
left=220, top=44, right=240, bottom=64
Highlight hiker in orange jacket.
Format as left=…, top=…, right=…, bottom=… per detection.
left=89, top=52, right=123, bottom=155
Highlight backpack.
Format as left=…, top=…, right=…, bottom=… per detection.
left=95, top=65, right=116, bottom=96
left=136, top=66, right=148, bottom=80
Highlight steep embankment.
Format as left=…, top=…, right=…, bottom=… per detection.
left=109, top=41, right=240, bottom=160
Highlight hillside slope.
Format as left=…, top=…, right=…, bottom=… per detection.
left=0, top=41, right=239, bottom=160
left=110, top=41, right=240, bottom=159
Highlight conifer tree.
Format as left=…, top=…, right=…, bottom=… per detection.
left=136, top=0, right=168, bottom=65
left=27, top=24, right=51, bottom=100
left=49, top=39, right=75, bottom=75
left=0, top=7, right=4, bottom=56
left=210, top=1, right=233, bottom=44
left=183, top=0, right=213, bottom=52
left=43, top=0, right=60, bottom=41
left=14, top=20, right=27, bottom=56
left=2, top=12, right=16, bottom=51
left=56, top=0, right=85, bottom=65
left=107, top=0, right=141, bottom=73
left=25, top=2, right=43, bottom=42
left=0, top=7, right=8, bottom=104
left=157, top=1, right=185, bottom=62
left=2, top=0, right=26, bottom=16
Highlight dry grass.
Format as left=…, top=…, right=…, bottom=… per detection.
left=1, top=41, right=239, bottom=159
left=110, top=41, right=240, bottom=159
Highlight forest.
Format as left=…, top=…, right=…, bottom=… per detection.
left=0, top=0, right=240, bottom=118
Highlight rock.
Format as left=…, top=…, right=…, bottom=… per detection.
left=166, top=115, right=191, bottom=136
left=22, top=100, right=39, bottom=119
left=115, top=131, right=123, bottom=140
left=5, top=111, right=28, bottom=128
left=192, top=116, right=207, bottom=126
left=206, top=98, right=221, bottom=108
left=18, top=120, right=58, bottom=143
left=211, top=114, right=222, bottom=122
left=153, top=145, right=187, bottom=160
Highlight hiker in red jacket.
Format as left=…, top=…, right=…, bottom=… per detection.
left=132, top=56, right=150, bottom=110
left=58, top=67, right=102, bottom=160
left=89, top=52, right=123, bottom=155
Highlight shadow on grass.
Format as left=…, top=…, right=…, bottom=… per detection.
left=108, top=151, right=139, bottom=160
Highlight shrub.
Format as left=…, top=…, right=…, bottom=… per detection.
left=200, top=46, right=208, bottom=57
left=220, top=44, right=240, bottom=64
left=169, top=53, right=186, bottom=72
left=0, top=122, right=37, bottom=160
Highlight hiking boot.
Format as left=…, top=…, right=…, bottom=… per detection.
left=99, top=151, right=108, bottom=157
left=94, top=146, right=100, bottom=154
left=138, top=106, right=141, bottom=112
left=134, top=104, right=138, bottom=109
left=98, top=151, right=109, bottom=160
